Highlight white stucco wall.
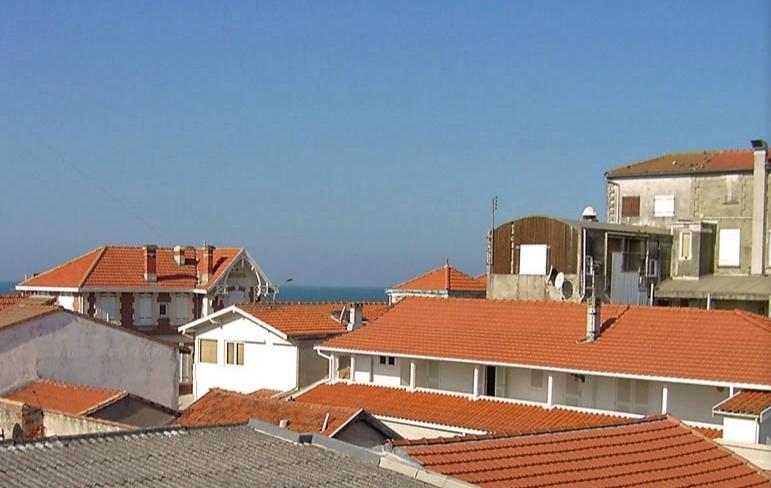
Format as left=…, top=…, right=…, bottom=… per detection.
left=192, top=315, right=298, bottom=398
left=371, top=356, right=403, bottom=387
left=723, top=416, right=759, bottom=444
left=0, top=312, right=178, bottom=409
left=44, top=410, right=127, bottom=436
left=353, top=355, right=373, bottom=383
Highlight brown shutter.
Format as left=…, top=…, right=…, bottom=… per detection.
left=621, top=196, right=640, bottom=217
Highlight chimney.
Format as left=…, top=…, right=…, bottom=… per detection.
left=278, top=419, right=288, bottom=429
left=585, top=294, right=602, bottom=342
left=444, top=258, right=450, bottom=290
left=143, top=245, right=158, bottom=283
left=346, top=303, right=363, bottom=331
left=173, top=245, right=185, bottom=266
left=20, top=404, right=44, bottom=440
left=751, top=139, right=768, bottom=275
left=200, top=243, right=215, bottom=284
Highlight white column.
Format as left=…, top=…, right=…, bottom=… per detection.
left=473, top=365, right=481, bottom=398
left=349, top=355, right=356, bottom=384
left=409, top=360, right=417, bottom=391
left=327, top=355, right=334, bottom=382
left=547, top=373, right=554, bottom=406
left=331, top=354, right=339, bottom=383
left=729, top=385, right=735, bottom=396
left=661, top=384, right=669, bottom=413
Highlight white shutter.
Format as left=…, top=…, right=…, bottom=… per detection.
left=653, top=195, right=675, bottom=217
left=519, top=244, right=548, bottom=275
left=718, top=229, right=741, bottom=267
left=136, top=294, right=153, bottom=326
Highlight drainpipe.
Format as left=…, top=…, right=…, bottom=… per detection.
left=751, top=139, right=768, bottom=275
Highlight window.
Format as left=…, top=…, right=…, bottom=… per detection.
left=653, top=195, right=675, bottom=217
left=616, top=378, right=649, bottom=415
left=679, top=232, right=693, bottom=260
left=530, top=370, right=544, bottom=389
left=96, top=294, right=118, bottom=321
left=718, top=229, right=741, bottom=267
left=378, top=356, right=395, bottom=366
left=621, top=196, right=640, bottom=217
left=519, top=244, right=548, bottom=275
left=226, top=342, right=244, bottom=366
left=199, top=339, right=217, bottom=364
left=136, top=294, right=153, bottom=325
left=159, top=303, right=168, bottom=317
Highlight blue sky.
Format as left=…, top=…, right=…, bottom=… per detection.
left=1, top=1, right=769, bottom=286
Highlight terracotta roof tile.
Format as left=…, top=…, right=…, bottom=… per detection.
left=295, top=383, right=629, bottom=435
left=393, top=263, right=486, bottom=292
left=3, top=379, right=125, bottom=415
left=0, top=301, right=60, bottom=331
left=320, top=297, right=771, bottom=385
left=19, top=245, right=242, bottom=290
left=0, top=294, right=28, bottom=311
left=714, top=390, right=771, bottom=417
left=236, top=302, right=390, bottom=337
left=606, top=149, right=770, bottom=178
left=175, top=388, right=360, bottom=435
left=400, top=416, right=771, bottom=487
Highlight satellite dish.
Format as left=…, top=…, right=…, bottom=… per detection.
left=554, top=272, right=565, bottom=290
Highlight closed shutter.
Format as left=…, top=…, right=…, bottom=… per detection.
left=199, top=339, right=217, bottom=364
left=718, top=229, right=741, bottom=267
left=621, top=196, right=640, bottom=217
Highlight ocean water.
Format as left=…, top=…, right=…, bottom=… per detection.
left=0, top=280, right=387, bottom=303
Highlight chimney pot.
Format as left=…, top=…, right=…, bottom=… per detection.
left=143, top=244, right=158, bottom=283
left=346, top=303, right=363, bottom=331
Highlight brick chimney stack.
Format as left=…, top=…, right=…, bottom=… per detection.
left=143, top=245, right=158, bottom=283
left=444, top=258, right=450, bottom=290
left=200, top=243, right=215, bottom=284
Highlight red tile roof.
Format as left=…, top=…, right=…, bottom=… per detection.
left=3, top=379, right=125, bottom=416
left=393, top=263, right=486, bottom=292
left=606, top=149, right=770, bottom=178
left=18, top=245, right=242, bottom=290
left=400, top=416, right=771, bottom=487
left=0, top=295, right=28, bottom=311
left=175, top=388, right=361, bottom=436
left=320, top=297, right=771, bottom=385
left=295, top=383, right=629, bottom=435
left=0, top=301, right=60, bottom=331
left=714, top=390, right=771, bottom=417
left=236, top=302, right=391, bottom=337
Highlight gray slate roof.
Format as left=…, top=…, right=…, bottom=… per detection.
left=0, top=425, right=429, bottom=487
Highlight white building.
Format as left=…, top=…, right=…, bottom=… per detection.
left=179, top=302, right=389, bottom=399
left=316, top=297, right=771, bottom=437
left=0, top=299, right=179, bottom=409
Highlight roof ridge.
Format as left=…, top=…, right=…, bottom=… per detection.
left=19, top=247, right=103, bottom=286
left=733, top=310, right=771, bottom=335
left=392, top=264, right=448, bottom=289
left=251, top=301, right=388, bottom=306
left=78, top=246, right=107, bottom=288
left=393, top=414, right=663, bottom=448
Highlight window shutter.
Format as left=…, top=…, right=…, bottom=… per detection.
left=621, top=196, right=640, bottom=217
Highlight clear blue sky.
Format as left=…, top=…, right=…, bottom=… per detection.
left=1, top=1, right=769, bottom=286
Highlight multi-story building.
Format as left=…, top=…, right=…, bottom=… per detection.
left=16, top=244, right=274, bottom=336
left=487, top=213, right=671, bottom=305
left=605, top=140, right=771, bottom=313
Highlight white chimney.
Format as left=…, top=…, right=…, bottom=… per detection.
left=278, top=419, right=288, bottom=429
left=346, top=303, right=363, bottom=331
left=173, top=245, right=185, bottom=267
left=585, top=294, right=601, bottom=342
left=751, top=139, right=768, bottom=275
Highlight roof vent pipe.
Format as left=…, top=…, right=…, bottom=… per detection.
left=585, top=295, right=601, bottom=342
